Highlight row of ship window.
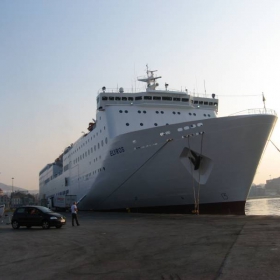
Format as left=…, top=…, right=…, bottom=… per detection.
left=67, top=126, right=106, bottom=158
left=67, top=136, right=108, bottom=159
left=119, top=110, right=211, bottom=117
left=72, top=144, right=105, bottom=166
left=101, top=95, right=218, bottom=106
left=78, top=167, right=106, bottom=181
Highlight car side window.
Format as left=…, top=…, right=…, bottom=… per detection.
left=29, top=208, right=39, bottom=215
left=16, top=208, right=26, bottom=214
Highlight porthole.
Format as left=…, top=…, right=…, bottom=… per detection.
left=173, top=112, right=176, bottom=114
left=98, top=143, right=100, bottom=149
left=204, top=114, right=206, bottom=117
left=125, top=110, right=128, bottom=113
left=140, top=123, right=143, bottom=126
left=101, top=140, right=104, bottom=147
left=119, top=110, right=123, bottom=113
left=161, top=111, right=164, bottom=114
left=105, top=137, right=108, bottom=144
left=138, top=110, right=141, bottom=113
left=126, top=123, right=129, bottom=126
left=208, top=114, right=211, bottom=117
left=194, top=113, right=196, bottom=116
left=178, top=128, right=183, bottom=132
left=177, top=112, right=181, bottom=115
left=189, top=113, right=192, bottom=115
left=156, top=111, right=159, bottom=114
left=143, top=110, right=146, bottom=113
left=154, top=123, right=158, bottom=126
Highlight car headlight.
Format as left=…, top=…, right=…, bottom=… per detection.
left=50, top=217, right=58, bottom=220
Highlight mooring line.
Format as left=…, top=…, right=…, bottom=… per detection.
left=99, top=138, right=173, bottom=205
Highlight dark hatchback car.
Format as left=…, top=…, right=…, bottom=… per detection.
left=11, top=206, right=66, bottom=229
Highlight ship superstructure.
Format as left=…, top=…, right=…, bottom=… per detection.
left=39, top=67, right=277, bottom=214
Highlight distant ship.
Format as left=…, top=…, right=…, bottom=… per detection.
left=39, top=66, right=277, bottom=214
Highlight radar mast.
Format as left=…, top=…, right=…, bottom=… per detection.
left=138, top=64, right=162, bottom=91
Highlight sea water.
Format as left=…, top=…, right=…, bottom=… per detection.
left=245, top=197, right=280, bottom=216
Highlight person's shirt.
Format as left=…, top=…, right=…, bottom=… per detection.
left=71, top=204, right=77, bottom=214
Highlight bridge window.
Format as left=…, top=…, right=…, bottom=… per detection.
left=153, top=96, right=161, bottom=100
left=102, top=96, right=108, bottom=101
left=135, top=96, right=142, bottom=100
left=182, top=98, right=189, bottom=102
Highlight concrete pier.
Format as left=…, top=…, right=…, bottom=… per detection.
left=1, top=212, right=280, bottom=280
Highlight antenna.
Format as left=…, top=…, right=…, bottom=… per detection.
left=262, top=92, right=266, bottom=111
left=134, top=63, right=136, bottom=92
left=204, top=80, right=206, bottom=96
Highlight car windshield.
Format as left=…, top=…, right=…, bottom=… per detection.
left=35, top=206, right=53, bottom=213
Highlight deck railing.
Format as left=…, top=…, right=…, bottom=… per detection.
left=229, top=108, right=277, bottom=116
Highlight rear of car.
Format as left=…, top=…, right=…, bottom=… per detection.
left=11, top=206, right=66, bottom=229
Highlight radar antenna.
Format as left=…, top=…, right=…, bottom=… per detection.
left=138, top=64, right=162, bottom=91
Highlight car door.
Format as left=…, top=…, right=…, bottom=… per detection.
left=27, top=207, right=42, bottom=226
left=15, top=207, right=28, bottom=225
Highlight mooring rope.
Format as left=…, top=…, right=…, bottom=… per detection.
left=99, top=138, right=173, bottom=206
left=187, top=132, right=204, bottom=214
left=187, top=136, right=198, bottom=213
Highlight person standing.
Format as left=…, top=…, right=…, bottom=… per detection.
left=71, top=202, right=80, bottom=226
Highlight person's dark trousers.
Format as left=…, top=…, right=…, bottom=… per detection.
left=72, top=213, right=80, bottom=226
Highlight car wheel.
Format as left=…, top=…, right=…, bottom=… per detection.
left=12, top=220, right=20, bottom=229
left=42, top=220, right=50, bottom=229
left=55, top=225, right=62, bottom=229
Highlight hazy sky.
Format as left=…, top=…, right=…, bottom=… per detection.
left=1, top=0, right=280, bottom=190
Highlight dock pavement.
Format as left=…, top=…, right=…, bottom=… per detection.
left=1, top=212, right=280, bottom=280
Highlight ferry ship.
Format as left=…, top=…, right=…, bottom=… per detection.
left=39, top=67, right=277, bottom=214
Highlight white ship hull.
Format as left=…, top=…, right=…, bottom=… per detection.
left=42, top=113, right=276, bottom=214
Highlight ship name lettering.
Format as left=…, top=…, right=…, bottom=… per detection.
left=110, top=147, right=125, bottom=156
